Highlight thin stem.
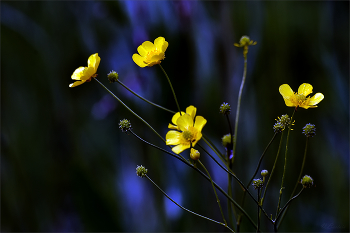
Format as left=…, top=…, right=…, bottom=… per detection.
left=117, top=79, right=176, bottom=114
left=257, top=188, right=261, bottom=233
left=225, top=114, right=235, bottom=229
left=145, top=175, right=235, bottom=233
left=202, top=135, right=227, bottom=166
left=238, top=132, right=277, bottom=229
left=248, top=132, right=278, bottom=189
left=198, top=160, right=228, bottom=227
left=129, top=130, right=257, bottom=228
left=129, top=130, right=187, bottom=162
left=276, top=109, right=296, bottom=216
left=94, top=78, right=165, bottom=143
left=158, top=64, right=182, bottom=114
left=261, top=132, right=285, bottom=205
left=275, top=187, right=304, bottom=226
left=291, top=137, right=309, bottom=198
left=232, top=56, right=248, bottom=164
left=277, top=137, right=309, bottom=228
left=197, top=143, right=260, bottom=207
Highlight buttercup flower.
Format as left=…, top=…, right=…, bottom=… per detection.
left=166, top=108, right=207, bottom=154
left=132, top=37, right=168, bottom=67
left=279, top=83, right=324, bottom=109
left=168, top=105, right=197, bottom=130
left=69, top=53, right=100, bottom=88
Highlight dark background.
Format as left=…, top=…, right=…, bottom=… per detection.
left=1, top=1, right=349, bottom=232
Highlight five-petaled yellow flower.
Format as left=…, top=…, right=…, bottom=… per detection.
left=279, top=83, right=324, bottom=109
left=70, top=53, right=100, bottom=88
left=166, top=106, right=207, bottom=154
left=132, top=37, right=168, bottom=67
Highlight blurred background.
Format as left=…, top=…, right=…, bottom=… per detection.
left=1, top=1, right=349, bottom=232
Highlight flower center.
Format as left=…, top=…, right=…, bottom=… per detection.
left=182, top=130, right=195, bottom=142
left=294, top=93, right=310, bottom=106
left=145, top=49, right=162, bottom=62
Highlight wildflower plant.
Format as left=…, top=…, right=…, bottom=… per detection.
left=69, top=35, right=324, bottom=232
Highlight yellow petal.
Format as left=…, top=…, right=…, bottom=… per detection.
left=177, top=114, right=193, bottom=131
left=192, top=132, right=202, bottom=147
left=137, top=44, right=148, bottom=57
left=154, top=37, right=168, bottom=53
left=88, top=53, right=100, bottom=72
left=279, top=84, right=294, bottom=98
left=141, top=41, right=156, bottom=52
left=166, top=130, right=181, bottom=145
left=172, top=144, right=190, bottom=154
left=71, top=67, right=86, bottom=80
left=168, top=123, right=179, bottom=130
left=171, top=111, right=186, bottom=125
left=194, top=116, right=207, bottom=132
left=298, top=83, right=313, bottom=97
left=132, top=54, right=147, bottom=67
left=186, top=105, right=197, bottom=120
left=308, top=93, right=324, bottom=106
left=71, top=67, right=95, bottom=81
left=69, top=80, right=86, bottom=88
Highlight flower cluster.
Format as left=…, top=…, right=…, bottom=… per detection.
left=273, top=114, right=292, bottom=133
left=301, top=175, right=314, bottom=188
left=136, top=165, right=148, bottom=178
left=219, top=102, right=231, bottom=115
left=119, top=119, right=132, bottom=132
left=302, top=123, right=316, bottom=137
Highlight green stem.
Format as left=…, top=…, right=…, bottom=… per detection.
left=117, top=79, right=176, bottom=114
left=129, top=130, right=257, bottom=228
left=238, top=132, right=277, bottom=229
left=225, top=114, right=235, bottom=229
left=276, top=110, right=296, bottom=216
left=291, top=137, right=309, bottom=198
left=198, top=160, right=228, bottom=228
left=145, top=175, right=235, bottom=233
left=232, top=56, right=247, bottom=164
left=197, top=144, right=261, bottom=208
left=261, top=132, right=285, bottom=205
left=94, top=78, right=165, bottom=143
left=274, top=187, right=304, bottom=230
left=257, top=188, right=261, bottom=233
left=158, top=64, right=182, bottom=114
left=201, top=135, right=227, bottom=166
left=277, top=137, right=309, bottom=228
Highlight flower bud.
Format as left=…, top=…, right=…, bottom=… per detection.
left=278, top=114, right=291, bottom=127
left=302, top=123, right=316, bottom=137
left=136, top=165, right=148, bottom=178
left=119, top=119, right=132, bottom=132
left=107, top=70, right=119, bottom=83
left=219, top=102, right=231, bottom=115
left=301, top=175, right=314, bottom=188
left=190, top=148, right=200, bottom=160
left=252, top=178, right=264, bottom=189
left=261, top=170, right=269, bottom=177
left=273, top=122, right=285, bottom=133
left=221, top=134, right=232, bottom=147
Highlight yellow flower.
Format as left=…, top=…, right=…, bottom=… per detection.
left=168, top=105, right=197, bottom=130
left=132, top=37, right=168, bottom=67
left=279, top=83, right=324, bottom=109
left=166, top=110, right=207, bottom=154
left=69, top=53, right=100, bottom=88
